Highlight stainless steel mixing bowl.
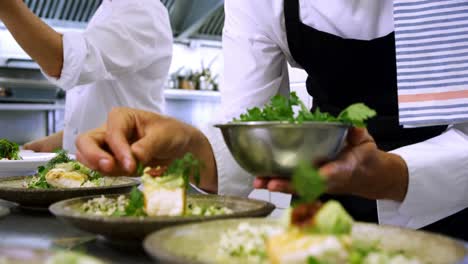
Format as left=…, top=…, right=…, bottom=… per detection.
left=215, top=121, right=349, bottom=178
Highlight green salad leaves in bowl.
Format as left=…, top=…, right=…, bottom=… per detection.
left=215, top=92, right=376, bottom=177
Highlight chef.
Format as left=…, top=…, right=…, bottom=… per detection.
left=75, top=0, right=468, bottom=240
left=0, top=0, right=172, bottom=153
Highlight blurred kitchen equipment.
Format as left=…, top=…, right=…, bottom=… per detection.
left=215, top=121, right=349, bottom=177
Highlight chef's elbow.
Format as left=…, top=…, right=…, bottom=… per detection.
left=42, top=62, right=63, bottom=79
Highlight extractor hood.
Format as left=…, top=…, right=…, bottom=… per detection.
left=20, top=0, right=225, bottom=41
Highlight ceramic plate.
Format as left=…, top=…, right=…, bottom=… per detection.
left=0, top=176, right=139, bottom=209
left=49, top=194, right=275, bottom=241
left=0, top=246, right=105, bottom=263
left=0, top=151, right=55, bottom=176
left=143, top=218, right=468, bottom=264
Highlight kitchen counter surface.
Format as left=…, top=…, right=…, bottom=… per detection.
left=0, top=201, right=157, bottom=264
left=1, top=201, right=467, bottom=264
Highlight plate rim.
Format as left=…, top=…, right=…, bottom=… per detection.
left=49, top=193, right=276, bottom=224
left=142, top=218, right=468, bottom=264
left=0, top=175, right=140, bottom=193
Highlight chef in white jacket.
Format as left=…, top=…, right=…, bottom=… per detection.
left=0, top=0, right=172, bottom=153
left=75, top=0, right=468, bottom=240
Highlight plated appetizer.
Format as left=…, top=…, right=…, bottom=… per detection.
left=25, top=150, right=105, bottom=189
left=0, top=138, right=21, bottom=160
left=143, top=165, right=467, bottom=264
left=79, top=153, right=231, bottom=218
left=50, top=153, right=274, bottom=241
left=0, top=150, right=138, bottom=208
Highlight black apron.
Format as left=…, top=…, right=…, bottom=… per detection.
left=284, top=0, right=468, bottom=241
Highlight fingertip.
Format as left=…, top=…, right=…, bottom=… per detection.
left=253, top=177, right=268, bottom=189
left=99, top=158, right=114, bottom=173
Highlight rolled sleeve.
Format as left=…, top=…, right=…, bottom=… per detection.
left=378, top=125, right=468, bottom=229
left=201, top=123, right=254, bottom=197
left=43, top=32, right=87, bottom=90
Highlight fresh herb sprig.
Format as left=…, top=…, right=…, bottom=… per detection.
left=123, top=187, right=146, bottom=217
left=234, top=92, right=376, bottom=127
left=292, top=160, right=326, bottom=203
left=0, top=139, right=21, bottom=160
left=164, top=152, right=202, bottom=189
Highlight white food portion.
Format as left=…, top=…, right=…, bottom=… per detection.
left=218, top=223, right=284, bottom=262
left=143, top=185, right=185, bottom=216
left=45, top=168, right=88, bottom=188
left=276, top=236, right=348, bottom=264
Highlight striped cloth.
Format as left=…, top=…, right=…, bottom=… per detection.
left=394, top=0, right=468, bottom=127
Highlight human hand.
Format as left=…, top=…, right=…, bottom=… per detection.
left=23, top=131, right=63, bottom=153
left=253, top=127, right=409, bottom=202
left=75, top=107, right=217, bottom=192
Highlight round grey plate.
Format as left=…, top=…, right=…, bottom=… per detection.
left=143, top=218, right=468, bottom=264
left=50, top=194, right=275, bottom=241
left=0, top=205, right=9, bottom=218
left=0, top=176, right=139, bottom=209
left=0, top=245, right=105, bottom=264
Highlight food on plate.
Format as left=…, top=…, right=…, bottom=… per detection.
left=45, top=251, right=105, bottom=264
left=25, top=150, right=104, bottom=189
left=233, top=92, right=376, bottom=127
left=79, top=153, right=233, bottom=217
left=0, top=138, right=21, bottom=160
left=216, top=166, right=423, bottom=264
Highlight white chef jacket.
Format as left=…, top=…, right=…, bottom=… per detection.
left=44, top=0, right=172, bottom=153
left=202, top=0, right=468, bottom=229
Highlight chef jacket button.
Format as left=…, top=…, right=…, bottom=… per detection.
left=73, top=129, right=79, bottom=135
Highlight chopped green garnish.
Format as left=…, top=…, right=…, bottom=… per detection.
left=313, top=201, right=353, bottom=235
left=0, top=139, right=21, bottom=160
left=124, top=187, right=146, bottom=217
left=136, top=162, right=145, bottom=176
left=163, top=152, right=202, bottom=189
left=234, top=92, right=376, bottom=127
left=292, top=160, right=326, bottom=203
left=307, top=256, right=322, bottom=264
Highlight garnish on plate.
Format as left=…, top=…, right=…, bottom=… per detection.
left=234, top=92, right=376, bottom=127
left=80, top=153, right=232, bottom=217
left=26, top=150, right=104, bottom=189
left=0, top=139, right=21, bottom=160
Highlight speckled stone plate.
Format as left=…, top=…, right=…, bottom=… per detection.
left=0, top=204, right=9, bottom=218
left=0, top=246, right=106, bottom=264
left=49, top=194, right=275, bottom=241
left=143, top=218, right=468, bottom=264
left=0, top=176, right=139, bottom=209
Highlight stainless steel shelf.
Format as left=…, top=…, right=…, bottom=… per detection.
left=164, top=89, right=220, bottom=101
left=0, top=103, right=64, bottom=111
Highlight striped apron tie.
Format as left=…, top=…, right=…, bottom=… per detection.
left=394, top=0, right=468, bottom=127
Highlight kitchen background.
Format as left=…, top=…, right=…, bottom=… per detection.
left=0, top=0, right=310, bottom=210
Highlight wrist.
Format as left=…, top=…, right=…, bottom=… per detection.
left=186, top=125, right=217, bottom=193
left=379, top=151, right=409, bottom=202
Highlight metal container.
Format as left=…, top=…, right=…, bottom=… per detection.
left=215, top=122, right=349, bottom=177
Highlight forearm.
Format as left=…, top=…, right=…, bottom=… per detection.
left=0, top=0, right=63, bottom=77
left=187, top=128, right=218, bottom=194
left=23, top=130, right=63, bottom=152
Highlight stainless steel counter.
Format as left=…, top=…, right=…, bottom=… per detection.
left=0, top=201, right=158, bottom=264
